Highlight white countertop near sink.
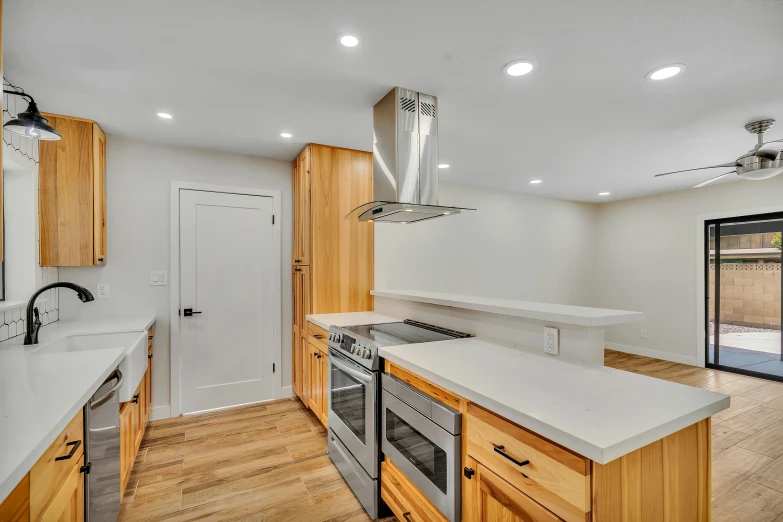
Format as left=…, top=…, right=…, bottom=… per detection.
left=0, top=315, right=155, bottom=504
left=307, top=312, right=401, bottom=330
left=380, top=338, right=729, bottom=464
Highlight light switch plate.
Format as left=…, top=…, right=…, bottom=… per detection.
left=97, top=283, right=110, bottom=299
left=150, top=271, right=168, bottom=286
left=544, top=326, right=559, bottom=355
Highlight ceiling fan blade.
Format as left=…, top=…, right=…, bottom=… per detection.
left=692, top=171, right=736, bottom=188
left=653, top=162, right=737, bottom=178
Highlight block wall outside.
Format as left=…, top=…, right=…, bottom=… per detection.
left=709, top=263, right=781, bottom=328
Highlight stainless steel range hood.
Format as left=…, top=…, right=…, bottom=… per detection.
left=347, top=87, right=473, bottom=223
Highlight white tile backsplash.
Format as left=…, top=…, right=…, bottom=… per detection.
left=0, top=267, right=60, bottom=342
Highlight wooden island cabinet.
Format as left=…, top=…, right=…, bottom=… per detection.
left=382, top=361, right=712, bottom=522
left=291, top=144, right=374, bottom=424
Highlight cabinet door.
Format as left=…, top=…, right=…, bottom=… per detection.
left=119, top=402, right=133, bottom=495
left=293, top=328, right=301, bottom=399
left=300, top=335, right=310, bottom=406
left=38, top=455, right=85, bottom=522
left=310, top=145, right=373, bottom=313
left=293, top=146, right=311, bottom=265
left=133, top=382, right=145, bottom=450
left=92, top=123, right=107, bottom=265
left=464, top=456, right=563, bottom=522
left=39, top=114, right=101, bottom=267
left=307, top=343, right=321, bottom=413
left=146, top=354, right=153, bottom=423
left=319, top=348, right=329, bottom=427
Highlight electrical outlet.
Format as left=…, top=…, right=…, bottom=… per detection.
left=641, top=329, right=648, bottom=339
left=544, top=327, right=559, bottom=355
left=97, top=283, right=110, bottom=299
left=150, top=270, right=168, bottom=286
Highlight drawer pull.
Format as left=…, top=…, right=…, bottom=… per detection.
left=402, top=513, right=413, bottom=522
left=464, top=467, right=475, bottom=479
left=494, top=445, right=530, bottom=468
left=314, top=334, right=324, bottom=339
left=55, top=440, right=82, bottom=461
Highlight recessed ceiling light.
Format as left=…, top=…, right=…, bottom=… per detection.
left=443, top=212, right=451, bottom=215
left=598, top=192, right=611, bottom=196
left=647, top=64, right=686, bottom=81
left=438, top=164, right=450, bottom=169
left=157, top=112, right=173, bottom=119
left=529, top=179, right=542, bottom=184
left=338, top=34, right=359, bottom=47
left=404, top=209, right=413, bottom=212
left=400, top=222, right=407, bottom=225
left=280, top=132, right=292, bottom=138
left=503, top=61, right=536, bottom=77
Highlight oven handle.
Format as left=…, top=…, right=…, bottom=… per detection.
left=330, top=354, right=373, bottom=384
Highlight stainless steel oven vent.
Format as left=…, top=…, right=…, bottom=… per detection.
left=347, top=86, right=473, bottom=223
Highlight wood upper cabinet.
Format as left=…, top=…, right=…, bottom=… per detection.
left=39, top=114, right=106, bottom=266
left=293, top=147, right=311, bottom=265
left=310, top=144, right=373, bottom=313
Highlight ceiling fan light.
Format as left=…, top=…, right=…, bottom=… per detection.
left=737, top=157, right=783, bottom=180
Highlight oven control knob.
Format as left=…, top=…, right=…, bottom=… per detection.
left=350, top=343, right=358, bottom=354
left=363, top=349, right=371, bottom=359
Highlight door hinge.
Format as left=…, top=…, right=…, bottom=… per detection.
left=272, top=215, right=275, bottom=225
left=273, top=363, right=275, bottom=373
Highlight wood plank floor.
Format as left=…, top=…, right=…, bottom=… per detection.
left=120, top=350, right=783, bottom=521
left=606, top=350, right=783, bottom=522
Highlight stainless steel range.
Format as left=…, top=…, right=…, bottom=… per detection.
left=326, top=320, right=470, bottom=519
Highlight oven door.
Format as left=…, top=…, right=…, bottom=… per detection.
left=328, top=349, right=378, bottom=478
left=382, top=389, right=461, bottom=522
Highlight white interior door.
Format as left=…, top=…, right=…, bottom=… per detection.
left=179, top=189, right=276, bottom=414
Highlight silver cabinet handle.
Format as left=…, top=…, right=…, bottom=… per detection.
left=90, top=369, right=123, bottom=409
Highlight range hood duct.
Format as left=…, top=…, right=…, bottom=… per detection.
left=347, top=86, right=472, bottom=223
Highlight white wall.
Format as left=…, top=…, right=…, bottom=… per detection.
left=375, top=183, right=599, bottom=306
left=59, top=137, right=292, bottom=417
left=593, top=176, right=783, bottom=365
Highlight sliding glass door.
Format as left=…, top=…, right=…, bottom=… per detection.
left=706, top=213, right=783, bottom=380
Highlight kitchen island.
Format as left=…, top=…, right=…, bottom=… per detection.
left=380, top=338, right=728, bottom=521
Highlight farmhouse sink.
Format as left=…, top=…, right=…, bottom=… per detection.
left=40, top=331, right=148, bottom=402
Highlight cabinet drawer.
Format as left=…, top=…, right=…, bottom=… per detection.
left=30, top=410, right=84, bottom=521
left=466, top=404, right=590, bottom=522
left=308, top=322, right=328, bottom=351
left=381, top=459, right=448, bottom=522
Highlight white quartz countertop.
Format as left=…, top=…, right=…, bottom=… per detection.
left=0, top=315, right=156, bottom=504
left=306, top=312, right=401, bottom=330
left=380, top=338, right=729, bottom=464
left=372, top=289, right=644, bottom=327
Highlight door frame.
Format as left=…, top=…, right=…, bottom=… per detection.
left=695, top=203, right=783, bottom=368
left=170, top=181, right=283, bottom=417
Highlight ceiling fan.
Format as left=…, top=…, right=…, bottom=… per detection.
left=654, top=119, right=783, bottom=188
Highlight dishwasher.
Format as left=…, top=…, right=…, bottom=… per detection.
left=84, top=368, right=123, bottom=522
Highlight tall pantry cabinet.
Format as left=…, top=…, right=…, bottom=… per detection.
left=291, top=144, right=374, bottom=405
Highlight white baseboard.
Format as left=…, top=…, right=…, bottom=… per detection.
left=606, top=342, right=702, bottom=367
left=149, top=405, right=173, bottom=421
left=281, top=385, right=294, bottom=399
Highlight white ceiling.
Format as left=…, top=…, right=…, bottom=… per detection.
left=5, top=0, right=783, bottom=202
